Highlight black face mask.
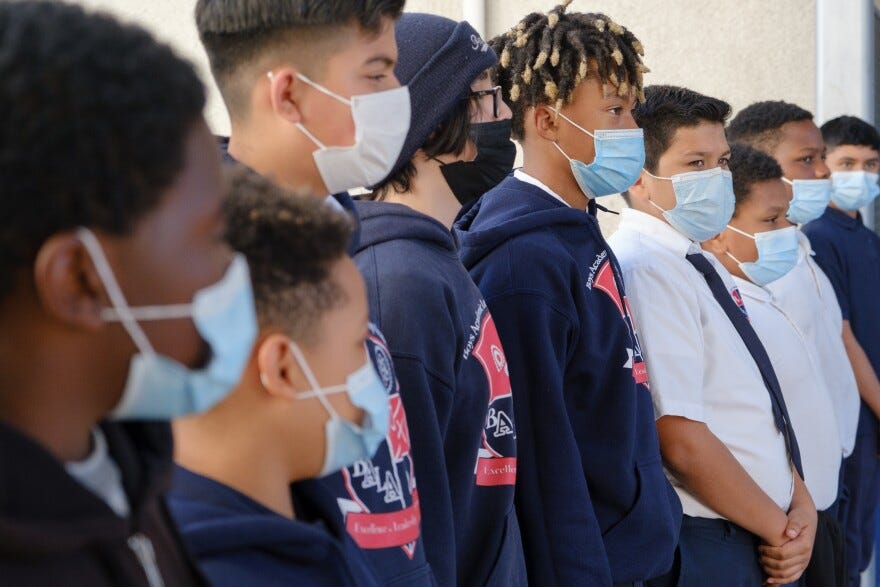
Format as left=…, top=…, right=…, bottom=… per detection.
left=439, top=119, right=517, bottom=206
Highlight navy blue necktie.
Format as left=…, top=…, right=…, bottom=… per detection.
left=685, top=252, right=804, bottom=479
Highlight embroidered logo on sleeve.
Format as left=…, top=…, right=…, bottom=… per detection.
left=591, top=256, right=650, bottom=386
left=470, top=302, right=517, bottom=487
left=338, top=324, right=421, bottom=559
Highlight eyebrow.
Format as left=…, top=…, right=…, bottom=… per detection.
left=363, top=54, right=395, bottom=67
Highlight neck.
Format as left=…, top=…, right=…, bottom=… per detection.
left=520, top=145, right=588, bottom=209
left=0, top=309, right=115, bottom=461
left=829, top=201, right=859, bottom=219
left=384, top=157, right=461, bottom=229
left=173, top=390, right=297, bottom=519
left=229, top=122, right=327, bottom=197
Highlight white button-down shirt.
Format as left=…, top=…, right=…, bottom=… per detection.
left=734, top=275, right=842, bottom=509
left=609, top=208, right=794, bottom=519
left=766, top=231, right=860, bottom=457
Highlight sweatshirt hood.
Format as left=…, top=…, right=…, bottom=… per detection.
left=0, top=421, right=173, bottom=555
left=353, top=199, right=457, bottom=256
left=454, top=175, right=594, bottom=268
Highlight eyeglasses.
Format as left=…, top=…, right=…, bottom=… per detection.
left=463, top=85, right=503, bottom=118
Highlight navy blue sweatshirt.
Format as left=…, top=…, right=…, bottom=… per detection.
left=168, top=466, right=381, bottom=587
left=353, top=200, right=526, bottom=587
left=218, top=138, right=436, bottom=586
left=455, top=176, right=682, bottom=585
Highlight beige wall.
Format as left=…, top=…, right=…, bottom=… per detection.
left=75, top=0, right=818, bottom=136
left=73, top=0, right=818, bottom=234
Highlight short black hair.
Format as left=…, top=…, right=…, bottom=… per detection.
left=368, top=98, right=471, bottom=199
left=821, top=115, right=880, bottom=152
left=0, top=1, right=205, bottom=301
left=726, top=100, right=813, bottom=153
left=195, top=0, right=405, bottom=118
left=490, top=1, right=649, bottom=140
left=728, top=142, right=783, bottom=212
left=632, top=85, right=732, bottom=173
left=223, top=167, right=353, bottom=344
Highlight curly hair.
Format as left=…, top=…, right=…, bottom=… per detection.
left=728, top=142, right=783, bottom=212
left=489, top=0, right=649, bottom=140
left=0, top=1, right=205, bottom=300
left=223, top=166, right=353, bottom=345
left=821, top=115, right=880, bottom=152
left=196, top=0, right=405, bottom=118
left=726, top=101, right=813, bottom=153
left=632, top=85, right=732, bottom=173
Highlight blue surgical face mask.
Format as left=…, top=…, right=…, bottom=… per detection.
left=645, top=167, right=735, bottom=242
left=550, top=109, right=645, bottom=198
left=783, top=177, right=831, bottom=224
left=288, top=342, right=389, bottom=477
left=77, top=227, right=258, bottom=420
left=725, top=225, right=799, bottom=286
left=830, top=170, right=880, bottom=211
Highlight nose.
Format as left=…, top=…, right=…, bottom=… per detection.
left=815, top=157, right=830, bottom=179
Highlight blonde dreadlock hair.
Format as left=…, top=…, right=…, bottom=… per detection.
left=490, top=0, right=649, bottom=139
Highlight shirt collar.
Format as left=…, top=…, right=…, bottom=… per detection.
left=618, top=207, right=702, bottom=257
left=732, top=274, right=772, bottom=303
left=824, top=206, right=862, bottom=230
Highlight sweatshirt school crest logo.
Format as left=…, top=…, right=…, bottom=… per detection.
left=591, top=254, right=650, bottom=386
left=337, top=325, right=422, bottom=559
left=470, top=301, right=517, bottom=486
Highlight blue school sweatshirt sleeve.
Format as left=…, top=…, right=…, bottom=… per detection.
left=486, top=288, right=613, bottom=586
left=803, top=225, right=850, bottom=320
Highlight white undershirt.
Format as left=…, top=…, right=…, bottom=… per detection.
left=65, top=428, right=130, bottom=518
left=514, top=169, right=591, bottom=212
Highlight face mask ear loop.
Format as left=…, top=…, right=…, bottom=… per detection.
left=288, top=341, right=341, bottom=420
left=726, top=224, right=757, bottom=240
left=76, top=227, right=155, bottom=355
left=782, top=177, right=795, bottom=187
left=725, top=251, right=745, bottom=265
left=295, top=72, right=352, bottom=106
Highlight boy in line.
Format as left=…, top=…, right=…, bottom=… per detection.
left=169, top=169, right=384, bottom=586
left=356, top=13, right=525, bottom=586
left=457, top=3, right=682, bottom=584
left=610, top=85, right=815, bottom=586
left=0, top=1, right=258, bottom=584
left=194, top=2, right=435, bottom=583
left=704, top=143, right=845, bottom=585
left=726, top=102, right=860, bottom=485
left=804, top=115, right=880, bottom=587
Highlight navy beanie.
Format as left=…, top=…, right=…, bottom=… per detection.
left=389, top=13, right=498, bottom=177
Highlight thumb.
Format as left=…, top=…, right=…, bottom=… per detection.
left=785, top=518, right=803, bottom=539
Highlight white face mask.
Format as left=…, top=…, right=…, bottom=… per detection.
left=271, top=71, right=411, bottom=195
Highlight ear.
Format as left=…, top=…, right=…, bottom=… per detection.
left=265, top=67, right=304, bottom=125
left=531, top=104, right=561, bottom=143
left=33, top=232, right=107, bottom=331
left=257, top=333, right=310, bottom=399
left=628, top=170, right=650, bottom=203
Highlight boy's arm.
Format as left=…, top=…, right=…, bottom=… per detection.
left=842, top=320, right=880, bottom=420
left=759, top=473, right=817, bottom=585
left=656, top=415, right=789, bottom=544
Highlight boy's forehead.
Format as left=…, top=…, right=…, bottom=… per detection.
left=751, top=178, right=791, bottom=208
left=668, top=120, right=728, bottom=153
left=827, top=143, right=880, bottom=161
left=778, top=119, right=823, bottom=151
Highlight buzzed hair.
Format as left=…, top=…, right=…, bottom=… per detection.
left=195, top=0, right=404, bottom=118
left=223, top=166, right=353, bottom=345
left=726, top=100, right=813, bottom=154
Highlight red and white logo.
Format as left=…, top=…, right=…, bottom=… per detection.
left=472, top=310, right=517, bottom=487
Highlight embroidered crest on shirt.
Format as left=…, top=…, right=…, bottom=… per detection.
left=469, top=301, right=517, bottom=487
left=591, top=256, right=650, bottom=386
left=731, top=287, right=750, bottom=320
left=337, top=324, right=421, bottom=559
